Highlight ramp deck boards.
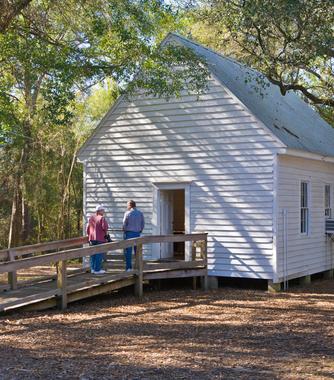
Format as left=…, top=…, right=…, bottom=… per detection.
left=0, top=261, right=205, bottom=313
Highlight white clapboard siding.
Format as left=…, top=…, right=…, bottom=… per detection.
left=276, top=155, right=334, bottom=281
left=82, top=77, right=284, bottom=278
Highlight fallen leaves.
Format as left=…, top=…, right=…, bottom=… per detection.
left=0, top=279, right=334, bottom=379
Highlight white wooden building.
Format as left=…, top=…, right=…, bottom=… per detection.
left=78, top=33, right=334, bottom=287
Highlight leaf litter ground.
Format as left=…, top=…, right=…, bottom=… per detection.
left=0, top=279, right=333, bottom=379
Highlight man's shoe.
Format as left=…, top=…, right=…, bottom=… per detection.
left=91, top=270, right=96, bottom=274
left=94, top=270, right=106, bottom=275
left=126, top=268, right=132, bottom=272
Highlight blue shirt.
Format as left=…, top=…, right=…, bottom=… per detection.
left=123, top=208, right=145, bottom=232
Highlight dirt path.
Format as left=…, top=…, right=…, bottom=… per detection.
left=1, top=279, right=334, bottom=379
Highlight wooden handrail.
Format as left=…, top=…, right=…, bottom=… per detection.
left=0, top=236, right=89, bottom=291
left=0, top=233, right=207, bottom=274
left=0, top=236, right=88, bottom=261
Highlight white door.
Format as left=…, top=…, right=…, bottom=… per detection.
left=160, top=190, right=174, bottom=259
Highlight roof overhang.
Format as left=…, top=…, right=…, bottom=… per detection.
left=282, top=148, right=334, bottom=163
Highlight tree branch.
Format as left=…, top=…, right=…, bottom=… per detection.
left=268, top=76, right=334, bottom=106
left=0, top=0, right=33, bottom=33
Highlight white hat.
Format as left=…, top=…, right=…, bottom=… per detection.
left=95, top=205, right=105, bottom=212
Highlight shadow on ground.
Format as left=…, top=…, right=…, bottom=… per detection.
left=0, top=279, right=334, bottom=380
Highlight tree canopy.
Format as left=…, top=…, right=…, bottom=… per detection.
left=0, top=0, right=209, bottom=248
left=190, top=0, right=334, bottom=114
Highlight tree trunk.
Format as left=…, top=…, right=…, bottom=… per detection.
left=8, top=188, right=17, bottom=249
left=8, top=148, right=25, bottom=248
left=77, top=208, right=82, bottom=235
left=19, top=120, right=33, bottom=243
left=58, top=141, right=79, bottom=239
left=21, top=181, right=28, bottom=242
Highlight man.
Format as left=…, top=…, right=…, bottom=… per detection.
left=86, top=205, right=109, bottom=274
left=123, top=200, right=145, bottom=271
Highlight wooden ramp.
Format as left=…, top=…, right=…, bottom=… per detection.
left=0, top=234, right=208, bottom=313
left=0, top=270, right=136, bottom=312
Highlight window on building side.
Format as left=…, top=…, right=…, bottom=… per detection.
left=325, top=184, right=331, bottom=218
left=300, top=182, right=309, bottom=234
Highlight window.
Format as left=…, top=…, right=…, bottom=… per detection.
left=300, top=182, right=309, bottom=234
left=325, top=184, right=331, bottom=218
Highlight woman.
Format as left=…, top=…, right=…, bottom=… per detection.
left=86, top=205, right=109, bottom=274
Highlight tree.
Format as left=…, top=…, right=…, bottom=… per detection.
left=0, top=0, right=32, bottom=33
left=0, top=0, right=209, bottom=247
left=0, top=77, right=119, bottom=248
left=195, top=0, right=334, bottom=111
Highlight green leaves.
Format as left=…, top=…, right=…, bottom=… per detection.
left=128, top=42, right=209, bottom=99
left=195, top=0, right=334, bottom=111
left=0, top=0, right=210, bottom=246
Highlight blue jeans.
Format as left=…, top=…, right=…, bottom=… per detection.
left=124, top=231, right=141, bottom=270
left=89, top=240, right=104, bottom=272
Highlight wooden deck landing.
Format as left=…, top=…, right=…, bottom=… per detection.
left=0, top=262, right=206, bottom=313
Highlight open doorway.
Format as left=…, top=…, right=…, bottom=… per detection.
left=152, top=182, right=191, bottom=261
left=160, top=189, right=185, bottom=259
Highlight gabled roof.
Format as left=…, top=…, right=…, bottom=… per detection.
left=78, top=33, right=334, bottom=160
left=167, top=33, right=334, bottom=158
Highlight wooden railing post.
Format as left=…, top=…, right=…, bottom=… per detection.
left=200, top=237, right=208, bottom=291
left=192, top=241, right=196, bottom=260
left=192, top=242, right=197, bottom=290
left=7, top=250, right=17, bottom=290
left=134, top=243, right=143, bottom=297
left=57, top=260, right=67, bottom=310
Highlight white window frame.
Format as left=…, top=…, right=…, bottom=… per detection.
left=300, top=181, right=310, bottom=235
left=325, top=184, right=332, bottom=219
